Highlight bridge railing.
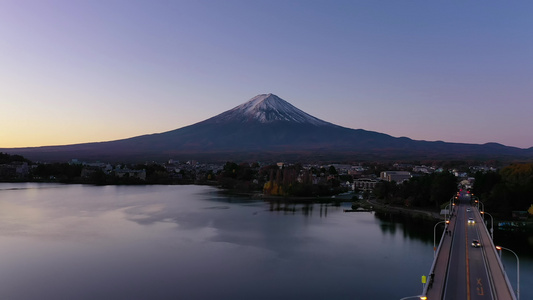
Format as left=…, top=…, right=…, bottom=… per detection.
left=475, top=206, right=517, bottom=300
left=422, top=219, right=448, bottom=296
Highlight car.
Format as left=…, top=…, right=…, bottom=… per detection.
left=468, top=218, right=475, bottom=224
left=472, top=239, right=481, bottom=247
left=466, top=208, right=471, bottom=212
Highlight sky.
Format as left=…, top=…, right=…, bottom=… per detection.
left=1, top=1, right=532, bottom=149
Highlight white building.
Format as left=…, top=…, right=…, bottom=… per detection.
left=380, top=171, right=411, bottom=183
left=353, top=178, right=378, bottom=190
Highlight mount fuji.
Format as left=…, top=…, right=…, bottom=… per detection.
left=3, top=93, right=533, bottom=162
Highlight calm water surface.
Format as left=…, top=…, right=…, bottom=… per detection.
left=0, top=183, right=530, bottom=300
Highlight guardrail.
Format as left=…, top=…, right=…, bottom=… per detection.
left=422, top=219, right=449, bottom=296
left=476, top=207, right=517, bottom=300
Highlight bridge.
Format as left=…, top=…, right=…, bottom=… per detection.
left=405, top=192, right=518, bottom=300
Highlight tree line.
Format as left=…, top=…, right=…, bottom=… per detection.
left=3, top=152, right=532, bottom=217
left=373, top=163, right=533, bottom=218
left=473, top=163, right=533, bottom=217
left=372, top=172, right=457, bottom=210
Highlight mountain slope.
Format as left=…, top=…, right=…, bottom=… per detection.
left=3, top=94, right=533, bottom=162
left=206, top=93, right=333, bottom=126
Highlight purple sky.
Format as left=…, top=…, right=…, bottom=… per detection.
left=1, top=1, right=532, bottom=148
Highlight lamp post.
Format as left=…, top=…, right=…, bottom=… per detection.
left=479, top=200, right=485, bottom=222
left=444, top=203, right=450, bottom=222
left=449, top=196, right=454, bottom=212
left=496, top=246, right=519, bottom=300
left=433, top=220, right=449, bottom=257
left=444, top=196, right=456, bottom=221
left=474, top=198, right=485, bottom=222
left=480, top=211, right=494, bottom=240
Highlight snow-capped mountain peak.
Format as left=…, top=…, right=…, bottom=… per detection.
left=208, top=93, right=332, bottom=126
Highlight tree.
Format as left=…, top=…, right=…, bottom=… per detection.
left=399, top=175, right=432, bottom=207
left=430, top=172, right=457, bottom=209
left=328, top=165, right=337, bottom=175
left=473, top=171, right=501, bottom=199
left=498, top=163, right=533, bottom=212
left=472, top=163, right=533, bottom=217
left=222, top=162, right=239, bottom=178
left=33, top=163, right=82, bottom=182
left=0, top=152, right=31, bottom=164
left=373, top=181, right=398, bottom=203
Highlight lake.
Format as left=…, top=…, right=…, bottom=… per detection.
left=0, top=183, right=530, bottom=299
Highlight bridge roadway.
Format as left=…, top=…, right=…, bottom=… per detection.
left=423, top=195, right=516, bottom=300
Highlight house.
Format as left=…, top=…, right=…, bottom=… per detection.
left=353, top=178, right=378, bottom=190
left=380, top=171, right=411, bottom=183
left=413, top=165, right=433, bottom=174
left=0, top=162, right=29, bottom=179
left=114, top=167, right=147, bottom=181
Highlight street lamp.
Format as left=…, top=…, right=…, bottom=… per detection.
left=474, top=198, right=485, bottom=221
left=496, top=246, right=520, bottom=300
left=444, top=196, right=456, bottom=221
left=433, top=220, right=449, bottom=257
left=449, top=196, right=454, bottom=211
left=444, top=203, right=451, bottom=222
left=480, top=211, right=494, bottom=240
left=478, top=200, right=485, bottom=221
left=452, top=202, right=456, bottom=216
left=399, top=296, right=427, bottom=300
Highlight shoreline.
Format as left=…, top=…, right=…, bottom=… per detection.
left=366, top=198, right=443, bottom=221
left=218, top=189, right=445, bottom=221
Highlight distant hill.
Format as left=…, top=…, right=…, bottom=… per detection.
left=3, top=93, right=533, bottom=163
